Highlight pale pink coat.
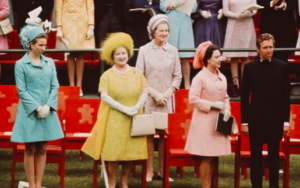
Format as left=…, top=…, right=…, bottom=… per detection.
left=185, top=67, right=231, bottom=156
left=136, top=40, right=182, bottom=113
left=0, top=0, right=9, bottom=54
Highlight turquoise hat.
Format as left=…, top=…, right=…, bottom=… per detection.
left=19, top=25, right=46, bottom=49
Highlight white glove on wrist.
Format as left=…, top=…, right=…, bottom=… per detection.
left=56, top=27, right=63, bottom=40
left=86, top=25, right=94, bottom=40
left=119, top=106, right=138, bottom=117
left=217, top=9, right=223, bottom=19
left=133, top=92, right=148, bottom=111
left=148, top=87, right=167, bottom=106
left=223, top=109, right=231, bottom=122
left=38, top=105, right=50, bottom=118
left=37, top=105, right=43, bottom=112
left=200, top=10, right=212, bottom=19
left=25, top=17, right=42, bottom=25
left=238, top=9, right=252, bottom=19
left=163, top=87, right=175, bottom=100
left=211, top=101, right=225, bottom=110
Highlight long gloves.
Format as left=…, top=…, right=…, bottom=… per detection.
left=200, top=10, right=212, bottom=19
left=86, top=25, right=94, bottom=40
left=237, top=9, right=252, bottom=19
left=25, top=17, right=42, bottom=25
left=211, top=101, right=231, bottom=122
left=56, top=27, right=63, bottom=40
left=101, top=91, right=138, bottom=116
left=217, top=9, right=223, bottom=20
left=148, top=87, right=175, bottom=106
left=223, top=109, right=231, bottom=122
left=37, top=105, right=50, bottom=118
left=133, top=92, right=148, bottom=111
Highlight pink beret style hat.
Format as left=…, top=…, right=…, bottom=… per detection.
left=193, top=41, right=213, bottom=69
left=147, top=14, right=169, bottom=39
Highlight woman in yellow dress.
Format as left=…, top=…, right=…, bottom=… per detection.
left=82, top=33, right=148, bottom=188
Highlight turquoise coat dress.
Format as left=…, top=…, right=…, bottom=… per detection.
left=160, top=0, right=197, bottom=58
left=11, top=53, right=64, bottom=143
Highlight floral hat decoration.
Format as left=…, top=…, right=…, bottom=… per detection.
left=19, top=24, right=46, bottom=49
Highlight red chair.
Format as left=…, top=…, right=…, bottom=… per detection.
left=0, top=98, right=19, bottom=149
left=57, top=86, right=80, bottom=120
left=0, top=85, right=18, bottom=98
left=230, top=102, right=242, bottom=153
left=234, top=133, right=290, bottom=188
left=64, top=98, right=100, bottom=151
left=163, top=113, right=219, bottom=188
left=174, top=89, right=193, bottom=114
left=289, top=104, right=300, bottom=154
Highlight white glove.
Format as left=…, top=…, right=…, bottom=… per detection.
left=133, top=92, right=148, bottom=111
left=223, top=109, right=231, bottom=122
left=163, top=87, right=175, bottom=100
left=56, top=27, right=63, bottom=40
left=238, top=9, right=252, bottom=19
left=101, top=91, right=138, bottom=116
left=200, top=10, right=212, bottom=19
left=148, top=87, right=167, bottom=106
left=211, top=101, right=225, bottom=110
left=86, top=25, right=94, bottom=40
left=25, top=17, right=42, bottom=25
left=38, top=105, right=50, bottom=118
left=217, top=9, right=223, bottom=20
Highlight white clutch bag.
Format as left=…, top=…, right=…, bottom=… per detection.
left=55, top=37, right=69, bottom=49
left=152, top=112, right=168, bottom=130
left=131, top=114, right=155, bottom=137
left=0, top=18, right=13, bottom=35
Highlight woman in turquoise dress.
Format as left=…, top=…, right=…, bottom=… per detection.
left=11, top=25, right=64, bottom=188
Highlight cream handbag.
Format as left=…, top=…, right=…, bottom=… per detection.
left=152, top=112, right=168, bottom=130
left=0, top=18, right=13, bottom=35
left=131, top=114, right=156, bottom=137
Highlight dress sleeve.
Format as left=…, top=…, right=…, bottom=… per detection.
left=46, top=60, right=59, bottom=111
left=170, top=48, right=182, bottom=90
left=135, top=47, right=146, bottom=74
left=15, top=61, right=40, bottom=116
left=189, top=75, right=212, bottom=113
left=56, top=0, right=63, bottom=27
left=99, top=71, right=109, bottom=93
left=87, top=0, right=95, bottom=25
left=223, top=0, right=239, bottom=19
left=0, top=0, right=10, bottom=19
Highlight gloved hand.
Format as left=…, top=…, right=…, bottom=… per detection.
left=217, top=9, right=223, bottom=20
left=163, top=87, right=175, bottom=100
left=56, top=27, right=63, bottom=40
left=148, top=87, right=167, bottom=106
left=238, top=9, right=252, bottom=19
left=211, top=101, right=225, bottom=110
left=38, top=105, right=50, bottom=118
left=25, top=17, right=42, bottom=25
left=120, top=106, right=138, bottom=116
left=133, top=92, right=148, bottom=111
left=86, top=25, right=94, bottom=40
left=200, top=10, right=212, bottom=19
left=223, top=109, right=231, bottom=122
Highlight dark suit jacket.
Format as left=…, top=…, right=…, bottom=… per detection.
left=257, top=0, right=297, bottom=49
left=241, top=57, right=290, bottom=140
left=14, top=0, right=54, bottom=32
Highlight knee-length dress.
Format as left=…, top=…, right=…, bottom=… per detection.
left=82, top=67, right=148, bottom=161
left=0, top=0, right=9, bottom=55
left=185, top=67, right=231, bottom=156
left=56, top=0, right=95, bottom=49
left=160, top=0, right=197, bottom=58
left=192, top=0, right=226, bottom=48
left=11, top=54, right=64, bottom=143
left=222, top=0, right=257, bottom=57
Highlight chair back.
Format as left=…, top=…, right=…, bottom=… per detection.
left=65, top=98, right=101, bottom=134
left=174, top=89, right=193, bottom=114
left=289, top=104, right=300, bottom=139
left=0, top=98, right=19, bottom=133
left=168, top=113, right=192, bottom=150
left=57, top=86, right=80, bottom=119
left=0, top=85, right=18, bottom=98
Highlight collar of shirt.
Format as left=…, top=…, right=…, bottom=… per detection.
left=151, top=40, right=169, bottom=51
left=203, top=67, right=222, bottom=82
left=23, top=52, right=49, bottom=67
left=259, top=56, right=272, bottom=63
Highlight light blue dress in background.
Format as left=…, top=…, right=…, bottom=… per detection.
left=11, top=53, right=64, bottom=143
left=160, top=0, right=197, bottom=58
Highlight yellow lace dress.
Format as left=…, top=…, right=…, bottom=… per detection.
left=82, top=67, right=148, bottom=161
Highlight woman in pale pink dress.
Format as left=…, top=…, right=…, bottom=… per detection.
left=0, top=0, right=9, bottom=84
left=222, top=0, right=257, bottom=97
left=185, top=41, right=231, bottom=188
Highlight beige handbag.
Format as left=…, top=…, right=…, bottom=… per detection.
left=55, top=38, right=69, bottom=49
left=0, top=18, right=13, bottom=35
left=131, top=114, right=156, bottom=137
left=152, top=112, right=168, bottom=130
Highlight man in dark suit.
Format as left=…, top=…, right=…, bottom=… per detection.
left=241, top=33, right=290, bottom=188
left=257, top=0, right=298, bottom=63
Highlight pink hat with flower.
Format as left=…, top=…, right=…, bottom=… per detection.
left=147, top=14, right=169, bottom=39
left=193, top=41, right=213, bottom=69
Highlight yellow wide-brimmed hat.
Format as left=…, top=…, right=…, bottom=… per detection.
left=100, top=32, right=134, bottom=65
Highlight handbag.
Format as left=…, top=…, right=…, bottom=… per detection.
left=0, top=18, right=13, bottom=35
left=131, top=114, right=155, bottom=137
left=152, top=112, right=168, bottom=130
left=55, top=37, right=69, bottom=49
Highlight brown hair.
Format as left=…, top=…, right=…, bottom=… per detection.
left=256, top=33, right=275, bottom=48
left=29, top=34, right=47, bottom=50
left=203, top=45, right=220, bottom=66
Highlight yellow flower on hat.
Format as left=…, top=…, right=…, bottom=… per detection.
left=100, top=32, right=134, bottom=65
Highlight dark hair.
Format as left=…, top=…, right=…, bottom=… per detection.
left=150, top=21, right=169, bottom=39
left=29, top=34, right=47, bottom=50
left=256, top=33, right=275, bottom=48
left=203, top=44, right=220, bottom=66
left=111, top=46, right=131, bottom=60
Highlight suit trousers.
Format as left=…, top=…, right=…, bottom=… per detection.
left=249, top=128, right=280, bottom=188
